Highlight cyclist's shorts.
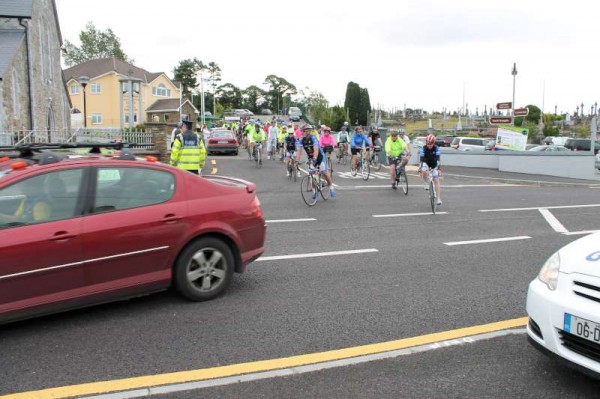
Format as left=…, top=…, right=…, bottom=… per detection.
left=285, top=150, right=296, bottom=159
left=351, top=148, right=362, bottom=156
left=311, top=153, right=327, bottom=172
left=420, top=163, right=439, bottom=178
left=387, top=156, right=403, bottom=166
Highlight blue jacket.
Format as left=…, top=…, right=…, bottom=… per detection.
left=350, top=133, right=372, bottom=149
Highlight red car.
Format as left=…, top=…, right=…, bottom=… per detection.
left=206, top=129, right=239, bottom=155
left=0, top=144, right=265, bottom=324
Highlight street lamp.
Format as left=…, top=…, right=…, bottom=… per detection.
left=77, top=75, right=89, bottom=128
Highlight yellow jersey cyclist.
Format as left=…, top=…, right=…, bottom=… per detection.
left=248, top=122, right=266, bottom=162
left=385, top=130, right=408, bottom=190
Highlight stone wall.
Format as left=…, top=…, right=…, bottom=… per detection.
left=146, top=122, right=171, bottom=162
left=0, top=36, right=29, bottom=132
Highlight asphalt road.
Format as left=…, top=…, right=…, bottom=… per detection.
left=1, top=151, right=599, bottom=398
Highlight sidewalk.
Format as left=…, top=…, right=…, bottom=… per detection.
left=439, top=166, right=600, bottom=187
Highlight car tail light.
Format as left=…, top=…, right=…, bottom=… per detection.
left=251, top=196, right=263, bottom=218
left=145, top=155, right=158, bottom=162
left=228, top=140, right=236, bottom=144
left=209, top=139, right=217, bottom=144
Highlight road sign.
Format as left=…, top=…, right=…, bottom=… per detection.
left=496, top=102, right=512, bottom=110
left=489, top=117, right=513, bottom=125
left=514, top=107, right=529, bottom=116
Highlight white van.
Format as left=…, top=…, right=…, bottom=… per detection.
left=544, top=136, right=568, bottom=146
left=288, top=107, right=302, bottom=121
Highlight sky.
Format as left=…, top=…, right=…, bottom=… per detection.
left=55, top=0, right=600, bottom=116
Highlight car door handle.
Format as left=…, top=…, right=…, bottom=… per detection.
left=162, top=214, right=182, bottom=224
left=49, top=231, right=77, bottom=241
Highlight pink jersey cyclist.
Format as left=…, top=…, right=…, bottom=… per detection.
left=318, top=126, right=337, bottom=153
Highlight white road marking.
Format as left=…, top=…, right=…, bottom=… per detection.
left=563, top=230, right=600, bottom=236
left=538, top=209, right=568, bottom=233
left=480, top=204, right=600, bottom=212
left=266, top=218, right=316, bottom=223
left=444, top=236, right=531, bottom=246
left=257, top=249, right=378, bottom=262
left=373, top=212, right=449, bottom=218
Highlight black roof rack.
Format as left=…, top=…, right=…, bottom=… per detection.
left=0, top=142, right=139, bottom=159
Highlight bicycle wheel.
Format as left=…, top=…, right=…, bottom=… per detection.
left=372, top=152, right=381, bottom=171
left=287, top=162, right=293, bottom=180
left=327, top=156, right=333, bottom=179
left=398, top=167, right=408, bottom=195
left=319, top=176, right=331, bottom=200
left=300, top=175, right=318, bottom=206
left=429, top=178, right=436, bottom=214
left=293, top=162, right=298, bottom=182
left=247, top=146, right=252, bottom=160
left=256, top=148, right=262, bottom=168
left=361, top=159, right=370, bottom=181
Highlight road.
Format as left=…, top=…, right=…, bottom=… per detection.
left=1, top=152, right=599, bottom=398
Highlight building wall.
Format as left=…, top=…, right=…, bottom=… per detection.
left=0, top=38, right=29, bottom=132
left=28, top=0, right=71, bottom=132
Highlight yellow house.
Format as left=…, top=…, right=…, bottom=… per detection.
left=63, top=57, right=180, bottom=129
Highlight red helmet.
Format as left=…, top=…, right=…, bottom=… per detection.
left=426, top=134, right=435, bottom=145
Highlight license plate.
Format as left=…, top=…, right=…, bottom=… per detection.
left=218, top=140, right=228, bottom=144
left=564, top=313, right=600, bottom=344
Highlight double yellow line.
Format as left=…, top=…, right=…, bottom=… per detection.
left=1, top=317, right=527, bottom=399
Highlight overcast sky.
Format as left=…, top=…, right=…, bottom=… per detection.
left=56, top=0, right=600, bottom=115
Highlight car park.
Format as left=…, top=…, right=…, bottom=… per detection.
left=206, top=129, right=239, bottom=155
left=0, top=144, right=266, bottom=325
left=528, top=145, right=569, bottom=152
left=526, top=232, right=600, bottom=379
left=450, top=137, right=487, bottom=151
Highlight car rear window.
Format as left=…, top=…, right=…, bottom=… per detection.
left=212, top=132, right=232, bottom=139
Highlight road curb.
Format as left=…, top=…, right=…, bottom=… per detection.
left=443, top=172, right=600, bottom=188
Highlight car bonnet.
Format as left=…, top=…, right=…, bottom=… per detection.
left=557, top=232, right=600, bottom=276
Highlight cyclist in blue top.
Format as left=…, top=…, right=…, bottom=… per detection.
left=350, top=126, right=372, bottom=171
left=419, top=134, right=442, bottom=205
left=296, top=124, right=335, bottom=198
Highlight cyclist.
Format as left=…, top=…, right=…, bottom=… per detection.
left=248, top=122, right=266, bottom=162
left=419, top=134, right=442, bottom=205
left=319, top=126, right=337, bottom=166
left=297, top=124, right=335, bottom=198
left=398, top=129, right=412, bottom=164
left=350, top=126, right=372, bottom=171
left=385, top=130, right=407, bottom=190
left=337, top=127, right=350, bottom=161
left=369, top=126, right=383, bottom=148
left=267, top=120, right=279, bottom=159
left=278, top=125, right=287, bottom=160
left=284, top=129, right=299, bottom=177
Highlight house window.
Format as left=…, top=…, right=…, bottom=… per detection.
left=91, top=114, right=102, bottom=124
left=164, top=114, right=169, bottom=122
left=91, top=83, right=101, bottom=94
left=124, top=114, right=138, bottom=123
left=12, top=68, right=20, bottom=115
left=70, top=84, right=79, bottom=94
left=154, top=84, right=169, bottom=97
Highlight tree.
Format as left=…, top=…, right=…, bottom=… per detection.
left=242, top=85, right=267, bottom=113
left=525, top=104, right=541, bottom=124
left=264, top=75, right=297, bottom=114
left=344, top=82, right=361, bottom=124
left=358, top=88, right=371, bottom=126
left=63, top=22, right=130, bottom=67
left=173, top=58, right=202, bottom=97
left=216, top=83, right=243, bottom=109
left=206, top=62, right=222, bottom=114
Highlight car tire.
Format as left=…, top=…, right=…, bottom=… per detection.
left=173, top=237, right=234, bottom=301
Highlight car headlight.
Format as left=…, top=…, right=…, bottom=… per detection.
left=538, top=251, right=561, bottom=290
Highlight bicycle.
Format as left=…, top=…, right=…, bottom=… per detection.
left=324, top=146, right=334, bottom=180
left=300, top=162, right=330, bottom=206
left=422, top=166, right=440, bottom=214
left=350, top=149, right=370, bottom=181
left=287, top=154, right=300, bottom=182
left=391, top=156, right=408, bottom=195
left=267, top=139, right=277, bottom=161
left=368, top=146, right=382, bottom=171
left=251, top=144, right=263, bottom=168
left=336, top=143, right=348, bottom=165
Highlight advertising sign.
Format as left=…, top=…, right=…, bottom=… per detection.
left=495, top=125, right=529, bottom=151
left=489, top=117, right=513, bottom=125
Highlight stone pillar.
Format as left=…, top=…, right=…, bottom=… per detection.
left=147, top=123, right=169, bottom=163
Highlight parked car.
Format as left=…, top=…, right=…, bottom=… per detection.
left=526, top=232, right=600, bottom=379
left=528, top=145, right=569, bottom=152
left=544, top=136, right=569, bottom=146
left=206, top=129, right=239, bottom=155
left=413, top=136, right=427, bottom=148
left=564, top=138, right=600, bottom=154
left=450, top=137, right=487, bottom=151
left=0, top=144, right=266, bottom=324
left=288, top=107, right=302, bottom=122
left=435, top=135, right=456, bottom=147
left=260, top=109, right=273, bottom=115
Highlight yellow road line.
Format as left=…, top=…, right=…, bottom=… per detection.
left=210, top=160, right=216, bottom=165
left=211, top=168, right=218, bottom=174
left=1, top=317, right=527, bottom=399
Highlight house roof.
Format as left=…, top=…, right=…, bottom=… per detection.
left=63, top=57, right=173, bottom=86
left=146, top=98, right=199, bottom=114
left=0, top=0, right=33, bottom=18
left=0, top=30, right=24, bottom=79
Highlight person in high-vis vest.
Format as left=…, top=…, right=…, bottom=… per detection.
left=170, top=120, right=206, bottom=174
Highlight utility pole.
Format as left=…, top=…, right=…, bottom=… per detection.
left=511, top=63, right=517, bottom=125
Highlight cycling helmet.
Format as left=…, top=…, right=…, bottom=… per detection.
left=302, top=124, right=313, bottom=131
left=344, top=121, right=349, bottom=126
left=323, top=126, right=331, bottom=132
left=426, top=134, right=435, bottom=145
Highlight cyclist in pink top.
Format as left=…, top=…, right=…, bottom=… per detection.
left=319, top=126, right=337, bottom=163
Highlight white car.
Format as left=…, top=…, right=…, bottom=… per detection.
left=526, top=232, right=600, bottom=379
